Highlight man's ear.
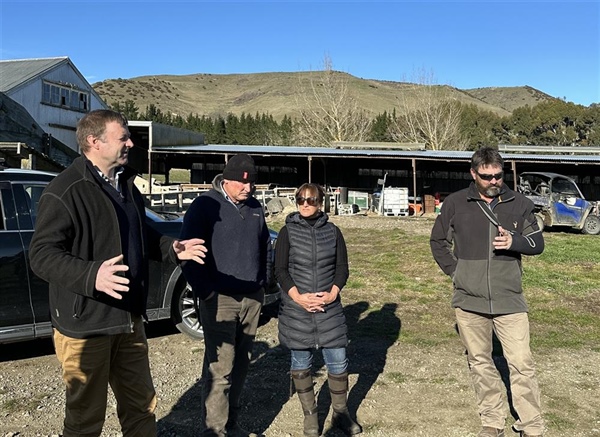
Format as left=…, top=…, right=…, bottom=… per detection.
left=87, top=135, right=100, bottom=150
left=469, top=168, right=477, bottom=180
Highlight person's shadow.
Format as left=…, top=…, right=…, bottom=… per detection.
left=320, top=301, right=401, bottom=435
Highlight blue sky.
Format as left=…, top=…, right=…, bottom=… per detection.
left=1, top=0, right=599, bottom=106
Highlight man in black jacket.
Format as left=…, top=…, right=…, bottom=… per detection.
left=29, top=109, right=206, bottom=437
left=430, top=147, right=545, bottom=437
left=180, top=154, right=272, bottom=437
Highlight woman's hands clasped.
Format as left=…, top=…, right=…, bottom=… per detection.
left=289, top=286, right=340, bottom=313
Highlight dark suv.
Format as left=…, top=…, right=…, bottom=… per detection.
left=0, top=167, right=280, bottom=343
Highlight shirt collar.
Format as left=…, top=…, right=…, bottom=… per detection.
left=94, top=165, right=124, bottom=191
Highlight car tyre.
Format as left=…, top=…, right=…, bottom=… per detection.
left=173, top=283, right=205, bottom=340
left=582, top=214, right=600, bottom=235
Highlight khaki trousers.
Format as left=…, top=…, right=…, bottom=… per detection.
left=53, top=316, right=157, bottom=437
left=455, top=308, right=544, bottom=435
left=199, top=290, right=263, bottom=437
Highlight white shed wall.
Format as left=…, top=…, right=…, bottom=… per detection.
left=6, top=63, right=107, bottom=152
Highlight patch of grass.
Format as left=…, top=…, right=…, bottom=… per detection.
left=387, top=372, right=409, bottom=384
left=2, top=398, right=20, bottom=412
left=543, top=411, right=577, bottom=431
left=1, top=394, right=45, bottom=413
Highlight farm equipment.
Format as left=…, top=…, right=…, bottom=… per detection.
left=517, top=172, right=600, bottom=235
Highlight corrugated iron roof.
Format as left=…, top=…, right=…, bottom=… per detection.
left=0, top=57, right=69, bottom=93
left=151, top=144, right=600, bottom=164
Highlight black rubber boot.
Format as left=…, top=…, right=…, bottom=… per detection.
left=328, top=372, right=362, bottom=436
left=291, top=369, right=320, bottom=437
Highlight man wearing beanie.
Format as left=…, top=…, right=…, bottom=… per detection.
left=180, top=154, right=272, bottom=437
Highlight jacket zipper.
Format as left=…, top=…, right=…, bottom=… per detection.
left=310, top=224, right=319, bottom=349
left=487, top=200, right=500, bottom=314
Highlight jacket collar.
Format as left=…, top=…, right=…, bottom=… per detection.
left=74, top=155, right=137, bottom=185
left=287, top=210, right=329, bottom=227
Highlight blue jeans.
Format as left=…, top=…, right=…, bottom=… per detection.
left=291, top=347, right=348, bottom=375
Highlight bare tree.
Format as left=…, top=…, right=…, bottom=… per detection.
left=294, top=56, right=372, bottom=147
left=389, top=69, right=469, bottom=150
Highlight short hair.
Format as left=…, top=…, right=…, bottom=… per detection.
left=295, top=183, right=325, bottom=204
left=76, top=109, right=128, bottom=153
left=471, top=146, right=504, bottom=170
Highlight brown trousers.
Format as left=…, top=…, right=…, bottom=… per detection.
left=455, top=308, right=544, bottom=435
left=53, top=316, right=157, bottom=437
left=199, top=290, right=263, bottom=437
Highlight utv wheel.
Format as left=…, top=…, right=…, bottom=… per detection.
left=582, top=215, right=600, bottom=235
left=535, top=214, right=545, bottom=232
left=173, top=283, right=204, bottom=340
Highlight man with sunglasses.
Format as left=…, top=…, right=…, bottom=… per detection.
left=180, top=154, right=272, bottom=437
left=430, top=147, right=545, bottom=437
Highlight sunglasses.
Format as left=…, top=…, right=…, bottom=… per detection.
left=296, top=196, right=319, bottom=206
left=476, top=171, right=504, bottom=181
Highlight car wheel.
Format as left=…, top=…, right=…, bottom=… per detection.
left=582, top=214, right=600, bottom=235
left=173, top=283, right=204, bottom=340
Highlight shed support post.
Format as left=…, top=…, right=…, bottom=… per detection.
left=412, top=158, right=417, bottom=214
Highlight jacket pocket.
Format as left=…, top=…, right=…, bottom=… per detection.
left=72, top=294, right=86, bottom=319
left=453, top=259, right=489, bottom=298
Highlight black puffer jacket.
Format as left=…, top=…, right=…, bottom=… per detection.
left=276, top=211, right=348, bottom=350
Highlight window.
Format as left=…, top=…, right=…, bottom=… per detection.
left=23, top=185, right=46, bottom=227
left=41, top=80, right=90, bottom=112
left=0, top=182, right=17, bottom=231
left=552, top=178, right=579, bottom=196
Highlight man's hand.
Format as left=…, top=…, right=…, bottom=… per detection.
left=174, top=238, right=207, bottom=264
left=493, top=226, right=513, bottom=250
left=96, top=254, right=129, bottom=299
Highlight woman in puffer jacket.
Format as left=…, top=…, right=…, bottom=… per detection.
left=275, top=183, right=361, bottom=437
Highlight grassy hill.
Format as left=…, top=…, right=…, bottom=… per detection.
left=93, top=71, right=555, bottom=121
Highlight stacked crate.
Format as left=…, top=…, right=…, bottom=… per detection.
left=382, top=187, right=409, bottom=216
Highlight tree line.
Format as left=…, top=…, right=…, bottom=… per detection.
left=111, top=88, right=600, bottom=151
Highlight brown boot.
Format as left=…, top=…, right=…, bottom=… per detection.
left=327, top=372, right=362, bottom=436
left=291, top=369, right=320, bottom=437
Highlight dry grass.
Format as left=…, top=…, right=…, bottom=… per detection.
left=91, top=71, right=545, bottom=122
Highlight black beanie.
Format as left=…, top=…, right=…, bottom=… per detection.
left=222, top=154, right=257, bottom=183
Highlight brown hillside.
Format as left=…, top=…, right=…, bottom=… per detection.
left=464, top=85, right=557, bottom=112
left=92, top=72, right=553, bottom=121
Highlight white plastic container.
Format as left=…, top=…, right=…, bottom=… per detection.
left=382, top=187, right=409, bottom=216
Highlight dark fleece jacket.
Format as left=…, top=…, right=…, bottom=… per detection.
left=179, top=174, right=272, bottom=300
left=29, top=156, right=176, bottom=338
left=430, top=182, right=544, bottom=315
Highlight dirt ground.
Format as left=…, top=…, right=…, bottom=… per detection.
left=1, top=216, right=599, bottom=437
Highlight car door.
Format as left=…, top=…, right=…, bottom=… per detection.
left=14, top=182, right=53, bottom=338
left=0, top=181, right=35, bottom=342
